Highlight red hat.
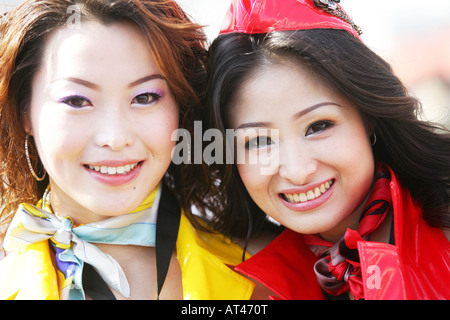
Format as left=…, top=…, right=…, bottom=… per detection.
left=219, top=0, right=362, bottom=40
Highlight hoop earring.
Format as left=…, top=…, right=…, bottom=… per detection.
left=25, top=134, right=46, bottom=181
left=370, top=132, right=377, bottom=146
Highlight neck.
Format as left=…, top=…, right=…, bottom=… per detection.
left=48, top=189, right=107, bottom=225
left=44, top=181, right=160, bottom=225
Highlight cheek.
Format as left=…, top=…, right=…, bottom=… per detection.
left=331, top=128, right=375, bottom=206
left=326, top=118, right=373, bottom=171
left=237, top=163, right=258, bottom=187
left=236, top=163, right=272, bottom=203
left=31, top=109, right=87, bottom=163
left=333, top=138, right=372, bottom=168
left=141, top=107, right=179, bottom=157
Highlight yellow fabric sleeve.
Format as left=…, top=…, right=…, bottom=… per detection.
left=0, top=241, right=60, bottom=300
left=176, top=213, right=255, bottom=300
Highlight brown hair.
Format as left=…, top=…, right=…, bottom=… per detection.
left=203, top=30, right=450, bottom=240
left=0, top=0, right=209, bottom=239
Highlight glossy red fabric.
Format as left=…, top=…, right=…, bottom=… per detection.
left=235, top=166, right=450, bottom=299
left=304, top=163, right=393, bottom=299
left=235, top=228, right=326, bottom=299
left=360, top=166, right=450, bottom=299
left=219, top=0, right=362, bottom=40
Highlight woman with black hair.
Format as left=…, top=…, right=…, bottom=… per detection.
left=204, top=0, right=450, bottom=299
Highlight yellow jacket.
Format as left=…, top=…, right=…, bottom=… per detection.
left=0, top=212, right=254, bottom=300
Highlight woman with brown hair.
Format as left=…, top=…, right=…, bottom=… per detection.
left=0, top=0, right=249, bottom=300
left=204, top=0, right=450, bottom=299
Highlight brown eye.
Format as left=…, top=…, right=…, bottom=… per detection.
left=61, top=96, right=92, bottom=108
left=245, top=136, right=273, bottom=149
left=305, top=121, right=334, bottom=136
left=132, top=93, right=161, bottom=105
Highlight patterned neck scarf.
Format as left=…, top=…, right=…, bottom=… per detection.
left=4, top=184, right=161, bottom=300
left=304, top=162, right=392, bottom=300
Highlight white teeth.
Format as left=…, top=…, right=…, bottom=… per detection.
left=116, top=166, right=125, bottom=174
left=87, top=163, right=139, bottom=175
left=314, top=187, right=321, bottom=197
left=299, top=193, right=307, bottom=202
left=283, top=179, right=334, bottom=203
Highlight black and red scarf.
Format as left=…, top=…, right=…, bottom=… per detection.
left=304, top=162, right=392, bottom=300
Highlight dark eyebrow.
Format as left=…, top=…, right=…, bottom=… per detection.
left=53, top=74, right=166, bottom=90
left=128, top=74, right=166, bottom=88
left=236, top=122, right=272, bottom=130
left=55, top=77, right=100, bottom=90
left=235, top=102, right=342, bottom=130
left=293, top=102, right=342, bottom=120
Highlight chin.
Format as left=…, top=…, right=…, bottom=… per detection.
left=277, top=210, right=343, bottom=237
left=86, top=199, right=140, bottom=217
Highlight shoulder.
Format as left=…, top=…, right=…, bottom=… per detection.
left=177, top=211, right=248, bottom=265
left=176, top=212, right=256, bottom=299
left=0, top=241, right=60, bottom=299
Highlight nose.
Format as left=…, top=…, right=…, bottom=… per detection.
left=278, top=140, right=318, bottom=185
left=94, top=105, right=134, bottom=151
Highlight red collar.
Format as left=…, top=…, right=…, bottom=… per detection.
left=235, top=229, right=325, bottom=300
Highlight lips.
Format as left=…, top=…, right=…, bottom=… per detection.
left=83, top=160, right=144, bottom=186
left=85, top=162, right=141, bottom=175
left=281, top=179, right=334, bottom=203
left=279, top=179, right=335, bottom=211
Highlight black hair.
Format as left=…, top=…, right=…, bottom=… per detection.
left=203, top=29, right=450, bottom=239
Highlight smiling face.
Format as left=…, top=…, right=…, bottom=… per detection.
left=25, top=21, right=178, bottom=224
left=229, top=59, right=375, bottom=241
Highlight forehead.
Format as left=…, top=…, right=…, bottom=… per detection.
left=227, top=59, right=362, bottom=130
left=229, top=60, right=319, bottom=111
left=236, top=55, right=320, bottom=96
left=38, top=21, right=158, bottom=80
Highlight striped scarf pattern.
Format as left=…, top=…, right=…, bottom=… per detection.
left=3, top=185, right=161, bottom=299
left=305, top=162, right=392, bottom=300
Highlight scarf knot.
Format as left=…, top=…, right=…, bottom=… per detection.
left=3, top=185, right=161, bottom=299
left=50, top=217, right=74, bottom=249
left=311, top=229, right=366, bottom=299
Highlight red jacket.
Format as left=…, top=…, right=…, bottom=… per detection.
left=235, top=167, right=450, bottom=299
